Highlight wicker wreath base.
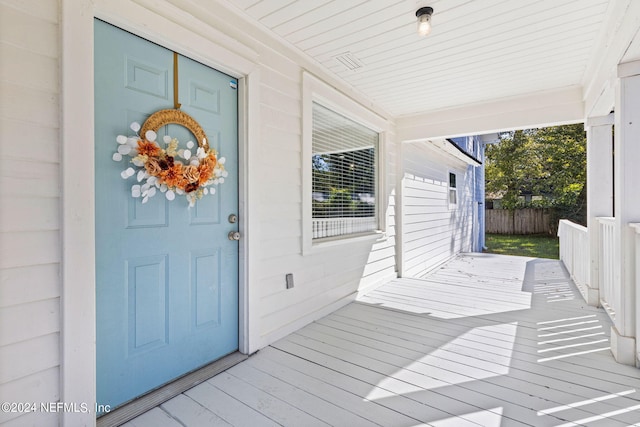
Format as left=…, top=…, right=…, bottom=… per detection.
left=140, top=109, right=209, bottom=151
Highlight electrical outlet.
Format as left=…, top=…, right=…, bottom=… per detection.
left=285, top=273, right=294, bottom=289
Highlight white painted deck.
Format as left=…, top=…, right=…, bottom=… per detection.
left=123, top=254, right=640, bottom=427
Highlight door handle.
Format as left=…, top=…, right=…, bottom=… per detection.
left=228, top=231, right=240, bottom=241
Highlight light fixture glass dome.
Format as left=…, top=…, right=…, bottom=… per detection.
left=416, top=6, right=433, bottom=36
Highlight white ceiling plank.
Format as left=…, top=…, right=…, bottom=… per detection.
left=220, top=0, right=635, bottom=126
left=370, top=32, right=596, bottom=75
left=294, top=0, right=449, bottom=53
left=377, top=64, right=586, bottom=113
left=306, top=0, right=590, bottom=61
left=339, top=37, right=594, bottom=91
left=245, top=0, right=297, bottom=21
left=379, top=61, right=586, bottom=100
left=308, top=0, right=513, bottom=60
left=302, top=5, right=469, bottom=59
left=289, top=0, right=434, bottom=47
left=313, top=0, right=605, bottom=68
left=228, top=0, right=260, bottom=10
left=355, top=10, right=603, bottom=70
left=269, top=0, right=359, bottom=37
left=260, top=0, right=335, bottom=29
left=354, top=48, right=590, bottom=94
left=353, top=57, right=591, bottom=103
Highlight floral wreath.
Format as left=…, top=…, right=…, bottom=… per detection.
left=113, top=109, right=228, bottom=207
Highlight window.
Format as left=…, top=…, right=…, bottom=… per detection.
left=311, top=102, right=378, bottom=239
left=449, top=172, right=457, bottom=205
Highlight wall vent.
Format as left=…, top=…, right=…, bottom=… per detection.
left=334, top=52, right=363, bottom=71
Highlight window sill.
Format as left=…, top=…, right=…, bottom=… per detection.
left=305, top=230, right=385, bottom=255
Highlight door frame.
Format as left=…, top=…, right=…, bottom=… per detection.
left=61, top=1, right=260, bottom=424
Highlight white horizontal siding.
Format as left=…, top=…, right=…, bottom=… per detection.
left=0, top=367, right=59, bottom=425
left=401, top=142, right=474, bottom=278
left=0, top=2, right=61, bottom=426
left=0, top=43, right=58, bottom=92
left=0, top=198, right=59, bottom=232
left=0, top=231, right=60, bottom=269
left=0, top=118, right=60, bottom=163
left=0, top=264, right=60, bottom=308
left=0, top=5, right=58, bottom=57
left=0, top=298, right=59, bottom=347
left=0, top=83, right=59, bottom=128
left=0, top=333, right=59, bottom=384
left=0, top=159, right=60, bottom=198
left=254, top=46, right=396, bottom=346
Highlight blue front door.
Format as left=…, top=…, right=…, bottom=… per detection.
left=94, top=20, right=239, bottom=409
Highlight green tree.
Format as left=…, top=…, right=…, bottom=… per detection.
left=536, top=124, right=587, bottom=208
left=485, top=129, right=542, bottom=208
left=485, top=124, right=586, bottom=225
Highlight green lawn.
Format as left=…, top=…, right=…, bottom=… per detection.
left=484, top=233, right=559, bottom=259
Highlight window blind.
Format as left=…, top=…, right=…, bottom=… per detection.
left=312, top=103, right=378, bottom=238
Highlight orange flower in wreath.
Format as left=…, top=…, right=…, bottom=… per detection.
left=206, top=153, right=217, bottom=168
left=160, top=163, right=187, bottom=189
left=137, top=140, right=162, bottom=157
left=197, top=163, right=213, bottom=186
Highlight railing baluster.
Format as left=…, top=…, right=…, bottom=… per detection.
left=312, top=217, right=377, bottom=240
left=595, top=217, right=616, bottom=324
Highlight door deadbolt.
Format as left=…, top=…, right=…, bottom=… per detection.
left=228, top=214, right=238, bottom=223
left=228, top=231, right=240, bottom=241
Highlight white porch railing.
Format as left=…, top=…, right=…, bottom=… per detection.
left=560, top=217, right=640, bottom=364
left=558, top=217, right=619, bottom=325
left=312, top=217, right=376, bottom=239
left=633, top=223, right=640, bottom=364
left=597, top=217, right=618, bottom=324
left=558, top=219, right=589, bottom=299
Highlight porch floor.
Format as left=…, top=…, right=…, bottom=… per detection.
left=124, top=253, right=640, bottom=427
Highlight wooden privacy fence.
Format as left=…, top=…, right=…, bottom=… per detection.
left=485, top=208, right=552, bottom=234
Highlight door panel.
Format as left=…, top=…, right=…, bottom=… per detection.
left=94, top=20, right=239, bottom=409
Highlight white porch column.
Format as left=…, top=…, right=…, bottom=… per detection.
left=612, top=60, right=640, bottom=366
left=585, top=114, right=614, bottom=306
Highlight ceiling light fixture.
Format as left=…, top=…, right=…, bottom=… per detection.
left=416, top=6, right=433, bottom=36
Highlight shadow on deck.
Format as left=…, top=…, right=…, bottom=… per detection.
left=124, top=253, right=640, bottom=427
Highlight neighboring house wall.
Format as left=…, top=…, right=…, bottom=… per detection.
left=401, top=141, right=475, bottom=278
left=0, top=2, right=62, bottom=426
left=450, top=136, right=485, bottom=251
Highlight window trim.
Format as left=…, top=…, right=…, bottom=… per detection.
left=448, top=171, right=458, bottom=208
left=302, top=72, right=389, bottom=255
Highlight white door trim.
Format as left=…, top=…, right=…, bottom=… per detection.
left=61, top=1, right=260, bottom=424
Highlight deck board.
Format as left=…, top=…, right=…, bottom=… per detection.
left=306, top=318, right=640, bottom=420
left=127, top=253, right=640, bottom=426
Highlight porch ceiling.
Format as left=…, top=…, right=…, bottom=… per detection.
left=227, top=0, right=617, bottom=118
